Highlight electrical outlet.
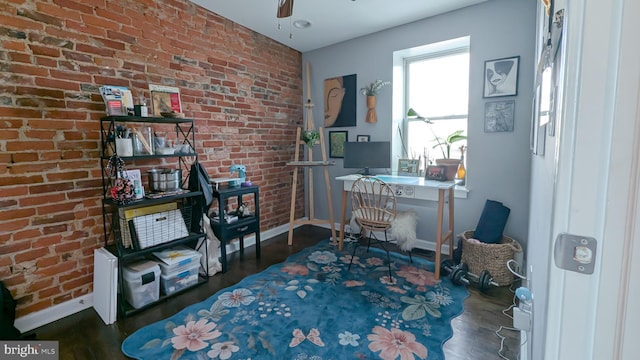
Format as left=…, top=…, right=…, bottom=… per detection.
left=513, top=307, right=531, bottom=331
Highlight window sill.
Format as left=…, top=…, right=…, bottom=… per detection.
left=454, top=184, right=469, bottom=199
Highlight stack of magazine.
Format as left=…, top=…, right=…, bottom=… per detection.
left=99, top=85, right=134, bottom=116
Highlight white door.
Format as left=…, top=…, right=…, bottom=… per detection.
left=532, top=0, right=640, bottom=359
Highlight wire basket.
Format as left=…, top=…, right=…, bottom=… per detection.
left=460, top=230, right=522, bottom=286
left=129, top=206, right=193, bottom=250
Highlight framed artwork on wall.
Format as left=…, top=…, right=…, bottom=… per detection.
left=324, top=74, right=357, bottom=128
left=484, top=100, right=515, bottom=132
left=329, top=131, right=348, bottom=158
left=483, top=56, right=519, bottom=98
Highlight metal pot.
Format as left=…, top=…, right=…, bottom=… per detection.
left=148, top=168, right=181, bottom=192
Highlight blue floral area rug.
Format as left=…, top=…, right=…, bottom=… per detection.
left=121, top=240, right=468, bottom=360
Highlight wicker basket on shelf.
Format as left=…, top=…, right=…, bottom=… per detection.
left=460, top=230, right=522, bottom=286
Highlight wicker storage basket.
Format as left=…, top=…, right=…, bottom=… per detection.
left=460, top=230, right=522, bottom=286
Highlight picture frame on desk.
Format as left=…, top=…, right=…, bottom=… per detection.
left=426, top=165, right=448, bottom=181
left=397, top=159, right=420, bottom=176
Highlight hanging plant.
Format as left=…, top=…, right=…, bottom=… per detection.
left=302, top=130, right=320, bottom=147
left=359, top=80, right=391, bottom=96
left=360, top=80, right=390, bottom=123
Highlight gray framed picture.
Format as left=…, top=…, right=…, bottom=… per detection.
left=484, top=100, right=515, bottom=133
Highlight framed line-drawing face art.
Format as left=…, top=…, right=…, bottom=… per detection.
left=484, top=100, right=515, bottom=132
left=484, top=56, right=519, bottom=98
left=324, top=74, right=357, bottom=128
left=329, top=131, right=348, bottom=158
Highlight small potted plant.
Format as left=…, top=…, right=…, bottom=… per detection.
left=360, top=80, right=391, bottom=124
left=302, top=129, right=320, bottom=147
left=407, top=108, right=467, bottom=180
left=431, top=130, right=467, bottom=180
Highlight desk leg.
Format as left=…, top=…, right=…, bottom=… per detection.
left=338, top=189, right=347, bottom=251
left=448, top=187, right=455, bottom=259
left=435, top=189, right=445, bottom=280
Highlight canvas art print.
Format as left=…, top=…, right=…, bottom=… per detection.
left=324, top=74, right=357, bottom=127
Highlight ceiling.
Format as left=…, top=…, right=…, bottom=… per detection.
left=189, top=0, right=488, bottom=53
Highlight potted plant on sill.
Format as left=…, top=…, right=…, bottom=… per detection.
left=360, top=80, right=390, bottom=124
left=407, top=108, right=467, bottom=180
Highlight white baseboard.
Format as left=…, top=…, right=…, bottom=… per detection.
left=318, top=222, right=453, bottom=255
left=14, top=293, right=93, bottom=334
left=13, top=222, right=300, bottom=332
left=220, top=222, right=292, bottom=254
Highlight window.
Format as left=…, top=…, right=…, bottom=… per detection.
left=398, top=37, right=469, bottom=169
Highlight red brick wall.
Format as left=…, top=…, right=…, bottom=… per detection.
left=0, top=0, right=304, bottom=317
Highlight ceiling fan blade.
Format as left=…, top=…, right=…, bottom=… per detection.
left=277, top=0, right=294, bottom=18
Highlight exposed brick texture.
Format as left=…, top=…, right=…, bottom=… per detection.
left=0, top=0, right=304, bottom=318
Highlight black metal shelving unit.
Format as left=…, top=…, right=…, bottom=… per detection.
left=99, top=115, right=208, bottom=317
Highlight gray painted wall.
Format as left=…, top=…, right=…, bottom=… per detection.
left=301, top=0, right=536, bottom=250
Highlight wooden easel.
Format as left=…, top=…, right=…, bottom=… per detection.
left=287, top=63, right=337, bottom=245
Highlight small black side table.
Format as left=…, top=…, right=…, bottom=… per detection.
left=209, top=185, right=260, bottom=273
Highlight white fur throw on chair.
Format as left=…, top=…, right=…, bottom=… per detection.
left=390, top=210, right=417, bottom=252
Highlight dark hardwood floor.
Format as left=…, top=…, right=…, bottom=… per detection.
left=26, top=225, right=520, bottom=359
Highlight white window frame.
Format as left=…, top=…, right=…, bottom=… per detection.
left=393, top=37, right=469, bottom=187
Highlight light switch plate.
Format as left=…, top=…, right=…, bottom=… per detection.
left=554, top=233, right=597, bottom=274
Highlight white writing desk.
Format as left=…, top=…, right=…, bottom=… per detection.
left=336, top=174, right=455, bottom=280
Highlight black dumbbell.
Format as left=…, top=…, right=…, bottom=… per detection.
left=467, top=270, right=499, bottom=290
left=441, top=259, right=466, bottom=277
left=441, top=259, right=469, bottom=286
left=440, top=260, right=498, bottom=290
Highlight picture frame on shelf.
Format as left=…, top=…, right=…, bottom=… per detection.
left=425, top=165, right=448, bottom=181
left=329, top=131, right=348, bottom=158
left=149, top=84, right=182, bottom=116
left=483, top=56, right=519, bottom=98
left=121, top=169, right=145, bottom=199
left=356, top=135, right=370, bottom=142
left=397, top=159, right=420, bottom=176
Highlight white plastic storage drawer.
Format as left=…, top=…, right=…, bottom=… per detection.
left=153, top=246, right=202, bottom=275
left=122, top=260, right=160, bottom=309
left=160, top=262, right=200, bottom=295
